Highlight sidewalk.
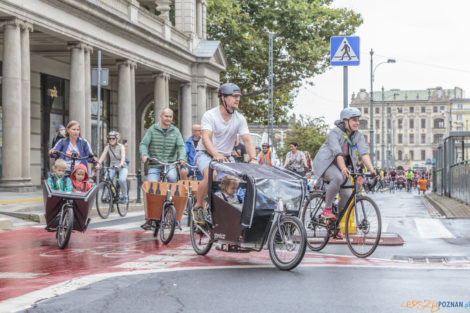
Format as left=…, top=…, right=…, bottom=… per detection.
left=0, top=188, right=144, bottom=230
left=423, top=192, right=470, bottom=219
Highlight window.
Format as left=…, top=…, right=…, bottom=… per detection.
left=433, top=134, right=443, bottom=144
left=421, top=150, right=426, bottom=160
left=421, top=119, right=426, bottom=128
left=421, top=134, right=426, bottom=144
left=376, top=134, right=380, bottom=143
left=410, top=150, right=414, bottom=161
left=433, top=106, right=438, bottom=113
left=409, top=134, right=414, bottom=144
left=457, top=114, right=462, bottom=121
left=364, top=135, right=368, bottom=143
left=364, top=108, right=369, bottom=114
left=375, top=107, right=379, bottom=114
left=398, top=119, right=403, bottom=129
left=387, top=107, right=391, bottom=114
left=398, top=150, right=403, bottom=160
left=457, top=103, right=463, bottom=109
left=387, top=119, right=391, bottom=129
left=440, top=106, right=444, bottom=112
left=376, top=120, right=380, bottom=129
left=359, top=119, right=368, bottom=130
left=398, top=107, right=403, bottom=113
left=398, top=134, right=403, bottom=144
left=409, top=119, right=414, bottom=128
left=376, top=151, right=380, bottom=161
left=421, top=106, right=426, bottom=113
left=434, top=118, right=444, bottom=128
left=409, top=106, right=414, bottom=113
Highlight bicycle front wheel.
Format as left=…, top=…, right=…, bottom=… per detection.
left=160, top=204, right=176, bottom=244
left=345, top=196, right=381, bottom=258
left=96, top=182, right=112, bottom=219
left=57, top=205, right=74, bottom=249
left=190, top=217, right=213, bottom=255
left=301, top=193, right=330, bottom=251
left=268, top=216, right=307, bottom=271
left=117, top=180, right=130, bottom=217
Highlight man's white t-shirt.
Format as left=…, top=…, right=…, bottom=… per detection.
left=197, top=107, right=250, bottom=156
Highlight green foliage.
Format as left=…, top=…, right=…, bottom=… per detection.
left=277, top=115, right=329, bottom=161
left=207, top=0, right=362, bottom=124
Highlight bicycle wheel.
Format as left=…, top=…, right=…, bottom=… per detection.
left=268, top=216, right=306, bottom=270
left=186, top=195, right=194, bottom=227
left=117, top=180, right=130, bottom=217
left=57, top=205, right=74, bottom=249
left=301, top=193, right=329, bottom=251
left=160, top=204, right=176, bottom=244
left=96, top=182, right=112, bottom=219
left=190, top=205, right=213, bottom=255
left=345, top=196, right=381, bottom=258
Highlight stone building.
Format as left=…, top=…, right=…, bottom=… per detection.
left=350, top=86, right=465, bottom=169
left=0, top=0, right=225, bottom=191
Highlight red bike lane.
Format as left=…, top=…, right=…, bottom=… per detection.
left=1, top=227, right=470, bottom=307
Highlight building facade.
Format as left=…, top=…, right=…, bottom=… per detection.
left=350, top=86, right=465, bottom=170
left=0, top=0, right=225, bottom=190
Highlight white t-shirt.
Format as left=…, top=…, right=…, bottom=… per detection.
left=197, top=107, right=250, bottom=156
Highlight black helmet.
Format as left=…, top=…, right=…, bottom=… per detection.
left=218, top=83, right=242, bottom=98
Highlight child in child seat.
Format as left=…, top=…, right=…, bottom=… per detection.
left=71, top=164, right=92, bottom=193
left=215, top=175, right=240, bottom=205
left=47, top=159, right=73, bottom=192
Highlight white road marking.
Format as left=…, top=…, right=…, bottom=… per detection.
left=94, top=221, right=144, bottom=230
left=415, top=218, right=455, bottom=239
left=0, top=272, right=48, bottom=279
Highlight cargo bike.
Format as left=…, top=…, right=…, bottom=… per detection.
left=190, top=162, right=307, bottom=270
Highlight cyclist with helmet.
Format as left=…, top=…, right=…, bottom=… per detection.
left=257, top=142, right=274, bottom=166
left=312, top=107, right=377, bottom=237
left=192, top=83, right=257, bottom=224
left=96, top=130, right=129, bottom=204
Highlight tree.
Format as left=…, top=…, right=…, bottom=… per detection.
left=207, top=0, right=362, bottom=124
left=277, top=115, right=329, bottom=162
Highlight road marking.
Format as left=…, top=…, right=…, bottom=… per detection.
left=415, top=218, right=455, bottom=239
left=94, top=221, right=144, bottom=230
left=0, top=197, right=42, bottom=205
left=0, top=272, right=47, bottom=279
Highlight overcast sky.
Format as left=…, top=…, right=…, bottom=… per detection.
left=294, top=0, right=470, bottom=126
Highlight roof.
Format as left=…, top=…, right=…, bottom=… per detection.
left=193, top=40, right=221, bottom=58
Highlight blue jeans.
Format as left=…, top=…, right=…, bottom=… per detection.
left=148, top=166, right=177, bottom=183
left=109, top=166, right=128, bottom=198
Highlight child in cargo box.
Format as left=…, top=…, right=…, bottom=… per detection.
left=215, top=175, right=240, bottom=205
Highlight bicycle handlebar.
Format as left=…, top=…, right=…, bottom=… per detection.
left=146, top=157, right=180, bottom=167
left=51, top=150, right=95, bottom=161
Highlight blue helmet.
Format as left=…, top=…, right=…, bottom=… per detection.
left=340, top=107, right=362, bottom=120
left=218, top=83, right=242, bottom=98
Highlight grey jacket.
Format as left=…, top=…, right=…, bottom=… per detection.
left=313, top=120, right=368, bottom=180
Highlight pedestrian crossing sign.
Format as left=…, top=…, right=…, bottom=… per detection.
left=330, top=36, right=360, bottom=66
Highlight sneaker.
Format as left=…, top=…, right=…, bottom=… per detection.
left=321, top=207, right=336, bottom=219
left=119, top=197, right=128, bottom=204
left=176, top=221, right=182, bottom=231
left=140, top=220, right=152, bottom=231
left=334, top=230, right=344, bottom=239
left=192, top=206, right=205, bottom=225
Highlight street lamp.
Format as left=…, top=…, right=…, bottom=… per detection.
left=369, top=48, right=395, bottom=166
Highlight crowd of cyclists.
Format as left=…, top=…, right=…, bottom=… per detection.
left=360, top=167, right=432, bottom=194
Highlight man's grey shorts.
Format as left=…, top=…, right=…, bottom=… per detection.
left=195, top=151, right=235, bottom=179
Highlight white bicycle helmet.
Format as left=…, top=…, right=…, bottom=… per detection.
left=340, top=107, right=362, bottom=120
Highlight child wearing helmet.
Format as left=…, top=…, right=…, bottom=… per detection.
left=312, top=107, right=377, bottom=238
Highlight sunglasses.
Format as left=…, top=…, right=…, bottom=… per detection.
left=108, top=137, right=116, bottom=140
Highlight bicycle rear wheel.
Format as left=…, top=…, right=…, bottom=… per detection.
left=96, top=182, right=112, bottom=219
left=268, top=216, right=307, bottom=271
left=160, top=204, right=176, bottom=244
left=117, top=180, right=130, bottom=217
left=301, top=193, right=329, bottom=251
left=345, top=196, right=381, bottom=258
left=57, top=205, right=74, bottom=249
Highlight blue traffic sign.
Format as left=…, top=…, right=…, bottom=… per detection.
left=330, top=36, right=360, bottom=66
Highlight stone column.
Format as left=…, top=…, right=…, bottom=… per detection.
left=181, top=83, right=192, bottom=140
left=157, top=0, right=171, bottom=21
left=117, top=61, right=132, bottom=170
left=153, top=72, right=169, bottom=119
left=175, top=0, right=196, bottom=34
left=202, top=0, right=207, bottom=39
left=0, top=19, right=23, bottom=189
left=20, top=22, right=34, bottom=186
left=84, top=45, right=93, bottom=141
left=197, top=82, right=206, bottom=123
left=129, top=62, right=137, bottom=177
left=212, top=88, right=219, bottom=109
left=196, top=0, right=203, bottom=38
left=68, top=42, right=86, bottom=126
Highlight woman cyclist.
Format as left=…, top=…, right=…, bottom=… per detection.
left=312, top=107, right=377, bottom=237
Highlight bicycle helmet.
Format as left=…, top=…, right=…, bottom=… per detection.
left=340, top=107, right=362, bottom=120
left=108, top=130, right=120, bottom=140
left=262, top=142, right=270, bottom=147
left=217, top=83, right=242, bottom=115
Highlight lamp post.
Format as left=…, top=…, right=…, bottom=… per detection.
left=369, top=48, right=395, bottom=165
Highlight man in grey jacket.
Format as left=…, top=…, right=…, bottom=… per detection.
left=312, top=107, right=377, bottom=237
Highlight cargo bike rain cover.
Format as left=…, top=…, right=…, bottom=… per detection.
left=210, top=162, right=306, bottom=228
